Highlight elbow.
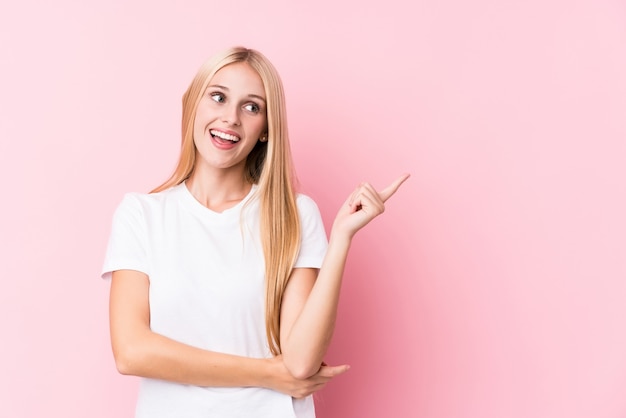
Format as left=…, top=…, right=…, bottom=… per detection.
left=291, top=368, right=318, bottom=381
left=283, top=357, right=322, bottom=380
left=281, top=341, right=328, bottom=379
left=114, top=355, right=133, bottom=376
left=111, top=328, right=153, bottom=376
left=113, top=351, right=133, bottom=376
left=112, top=343, right=142, bottom=376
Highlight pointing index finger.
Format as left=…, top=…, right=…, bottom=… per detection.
left=379, top=173, right=410, bottom=202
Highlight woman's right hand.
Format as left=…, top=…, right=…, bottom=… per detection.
left=265, top=355, right=349, bottom=398
left=331, top=174, right=410, bottom=240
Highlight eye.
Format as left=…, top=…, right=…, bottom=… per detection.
left=210, top=92, right=225, bottom=103
left=243, top=103, right=261, bottom=114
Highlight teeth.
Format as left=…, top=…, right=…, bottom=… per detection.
left=210, top=130, right=240, bottom=142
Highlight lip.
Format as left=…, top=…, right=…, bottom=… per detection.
left=209, top=127, right=241, bottom=139
left=209, top=127, right=240, bottom=150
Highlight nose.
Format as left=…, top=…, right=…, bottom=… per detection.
left=221, top=103, right=241, bottom=126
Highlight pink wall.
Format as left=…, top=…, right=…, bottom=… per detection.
left=1, top=0, right=625, bottom=417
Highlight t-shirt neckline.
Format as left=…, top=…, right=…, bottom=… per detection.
left=177, top=181, right=258, bottom=221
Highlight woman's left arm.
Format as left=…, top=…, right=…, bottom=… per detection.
left=279, top=174, right=410, bottom=379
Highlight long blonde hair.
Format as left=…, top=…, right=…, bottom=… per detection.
left=152, top=47, right=300, bottom=356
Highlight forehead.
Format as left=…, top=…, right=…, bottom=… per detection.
left=209, top=62, right=266, bottom=99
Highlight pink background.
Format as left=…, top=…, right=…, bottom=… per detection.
left=1, top=0, right=625, bottom=417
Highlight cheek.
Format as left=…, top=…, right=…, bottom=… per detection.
left=192, top=121, right=207, bottom=149
left=255, top=117, right=268, bottom=135
left=191, top=124, right=200, bottom=144
left=192, top=112, right=207, bottom=137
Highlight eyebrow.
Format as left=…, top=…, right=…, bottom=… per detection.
left=208, top=84, right=266, bottom=103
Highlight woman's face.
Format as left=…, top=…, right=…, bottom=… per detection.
left=192, top=62, right=267, bottom=176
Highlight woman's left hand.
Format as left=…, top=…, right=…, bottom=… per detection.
left=332, top=173, right=410, bottom=239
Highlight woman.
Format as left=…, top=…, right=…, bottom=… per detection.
left=102, top=46, right=408, bottom=418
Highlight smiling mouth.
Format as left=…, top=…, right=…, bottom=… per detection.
left=210, top=129, right=240, bottom=143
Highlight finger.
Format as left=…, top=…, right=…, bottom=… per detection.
left=347, top=193, right=360, bottom=213
left=350, top=184, right=383, bottom=212
left=361, top=183, right=387, bottom=207
left=354, top=192, right=384, bottom=216
left=349, top=188, right=371, bottom=213
left=361, top=182, right=383, bottom=204
left=317, top=364, right=350, bottom=377
left=379, top=173, right=410, bottom=203
left=346, top=186, right=361, bottom=209
left=311, top=381, right=329, bottom=393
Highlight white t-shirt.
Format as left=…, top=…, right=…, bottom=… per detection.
left=102, top=182, right=328, bottom=418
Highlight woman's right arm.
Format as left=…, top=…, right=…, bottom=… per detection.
left=109, top=269, right=348, bottom=397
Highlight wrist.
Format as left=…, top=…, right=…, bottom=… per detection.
left=254, top=357, right=275, bottom=389
left=328, top=228, right=354, bottom=248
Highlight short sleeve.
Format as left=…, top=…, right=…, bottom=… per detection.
left=294, top=195, right=328, bottom=268
left=101, top=193, right=150, bottom=280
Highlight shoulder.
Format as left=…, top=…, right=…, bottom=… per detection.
left=113, top=185, right=182, bottom=220
left=294, top=193, right=328, bottom=263
left=295, top=193, right=321, bottom=215
left=295, top=193, right=326, bottom=230
left=118, top=185, right=181, bottom=208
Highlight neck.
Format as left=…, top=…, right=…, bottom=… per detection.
left=185, top=167, right=252, bottom=213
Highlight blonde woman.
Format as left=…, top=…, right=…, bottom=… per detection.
left=102, top=46, right=408, bottom=418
